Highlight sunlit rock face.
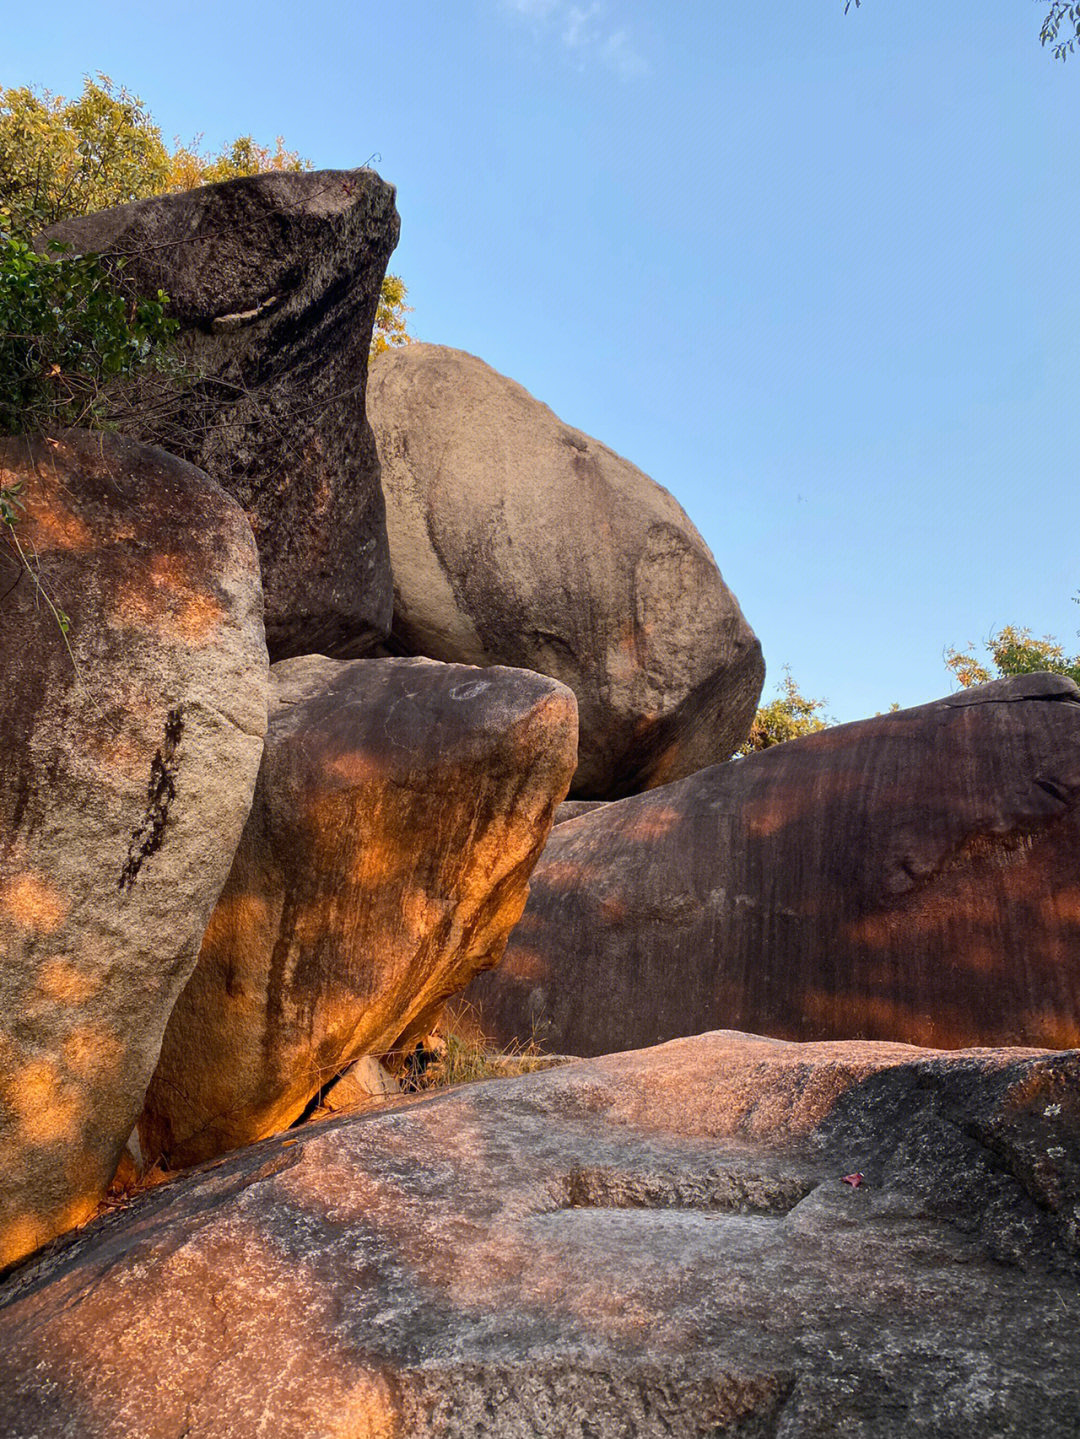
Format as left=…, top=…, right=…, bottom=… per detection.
left=138, top=655, right=578, bottom=1168
left=467, top=674, right=1080, bottom=1056
left=41, top=168, right=400, bottom=661
left=2, top=1032, right=1078, bottom=1436
left=368, top=343, right=764, bottom=799
left=0, top=431, right=268, bottom=1271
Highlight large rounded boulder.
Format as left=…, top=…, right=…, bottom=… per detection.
left=0, top=431, right=268, bottom=1270
left=367, top=344, right=764, bottom=798
left=138, top=655, right=578, bottom=1168
left=2, top=1032, right=1079, bottom=1436
left=41, top=168, right=400, bottom=660
left=467, top=674, right=1080, bottom=1055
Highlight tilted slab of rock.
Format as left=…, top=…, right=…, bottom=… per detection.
left=138, top=655, right=578, bottom=1168
left=41, top=168, right=400, bottom=660
left=467, top=673, right=1080, bottom=1056
left=367, top=343, right=764, bottom=798
left=1, top=1031, right=1078, bottom=1437
left=0, top=431, right=267, bottom=1270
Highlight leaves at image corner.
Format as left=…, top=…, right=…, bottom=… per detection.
left=844, top=2, right=1080, bottom=62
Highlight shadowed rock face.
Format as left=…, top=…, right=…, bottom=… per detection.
left=466, top=674, right=1080, bottom=1056
left=41, top=169, right=400, bottom=660
left=368, top=344, right=764, bottom=799
left=138, top=655, right=578, bottom=1168
left=2, top=1031, right=1078, bottom=1437
left=0, top=431, right=268, bottom=1271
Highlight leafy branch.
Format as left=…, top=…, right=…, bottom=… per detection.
left=844, top=2, right=1080, bottom=61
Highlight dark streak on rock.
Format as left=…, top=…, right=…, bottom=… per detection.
left=118, top=706, right=184, bottom=892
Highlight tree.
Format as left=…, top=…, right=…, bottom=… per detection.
left=945, top=608, right=1080, bottom=688
left=0, top=75, right=412, bottom=352
left=737, top=667, right=831, bottom=754
left=844, top=2, right=1080, bottom=59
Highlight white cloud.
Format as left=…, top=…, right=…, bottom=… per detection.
left=503, top=0, right=560, bottom=16
left=501, top=0, right=648, bottom=79
left=601, top=28, right=649, bottom=80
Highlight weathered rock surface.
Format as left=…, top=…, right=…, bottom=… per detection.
left=318, top=1056, right=400, bottom=1114
left=138, top=655, right=578, bottom=1168
left=368, top=344, right=764, bottom=798
left=553, top=798, right=608, bottom=825
left=0, top=431, right=267, bottom=1270
left=42, top=169, right=400, bottom=659
left=467, top=674, right=1080, bottom=1056
left=2, top=1031, right=1078, bottom=1437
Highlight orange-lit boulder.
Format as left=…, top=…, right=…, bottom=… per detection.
left=467, top=674, right=1080, bottom=1055
left=0, top=431, right=268, bottom=1270
left=2, top=1032, right=1078, bottom=1435
left=138, top=655, right=578, bottom=1166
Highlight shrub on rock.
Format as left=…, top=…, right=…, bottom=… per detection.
left=41, top=168, right=401, bottom=660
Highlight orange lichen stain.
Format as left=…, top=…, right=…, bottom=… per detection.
left=4, top=1058, right=84, bottom=1145
left=200, top=890, right=273, bottom=953
left=172, top=590, right=225, bottom=642
left=0, top=873, right=69, bottom=934
left=62, top=1026, right=124, bottom=1080
left=621, top=805, right=681, bottom=842
left=1043, top=888, right=1080, bottom=925
left=111, top=552, right=224, bottom=642
left=22, top=501, right=94, bottom=554
left=0, top=1214, right=51, bottom=1270
left=37, top=957, right=99, bottom=1005
left=82, top=731, right=152, bottom=783
left=495, top=945, right=551, bottom=983
left=324, top=750, right=387, bottom=786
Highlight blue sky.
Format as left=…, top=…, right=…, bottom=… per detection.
left=6, top=2, right=1079, bottom=719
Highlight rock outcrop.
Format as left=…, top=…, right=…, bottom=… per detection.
left=467, top=674, right=1080, bottom=1055
left=2, top=1031, right=1078, bottom=1436
left=0, top=431, right=267, bottom=1270
left=41, top=169, right=400, bottom=660
left=138, top=655, right=578, bottom=1167
left=368, top=344, right=764, bottom=798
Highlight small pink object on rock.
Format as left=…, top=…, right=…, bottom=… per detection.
left=842, top=1172, right=865, bottom=1188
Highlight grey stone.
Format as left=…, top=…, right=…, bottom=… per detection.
left=467, top=675, right=1080, bottom=1056
left=368, top=344, right=764, bottom=798
left=319, top=1056, right=400, bottom=1113
left=0, top=431, right=267, bottom=1269
left=41, top=169, right=400, bottom=659
left=1, top=1031, right=1078, bottom=1436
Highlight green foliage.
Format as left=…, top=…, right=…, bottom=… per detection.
left=1039, top=2, right=1080, bottom=59
left=0, top=233, right=176, bottom=436
left=0, top=75, right=412, bottom=355
left=0, top=76, right=171, bottom=234
left=738, top=667, right=831, bottom=755
left=167, top=133, right=309, bottom=189
left=371, top=273, right=413, bottom=356
left=945, top=610, right=1080, bottom=688
left=844, top=3, right=1080, bottom=60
